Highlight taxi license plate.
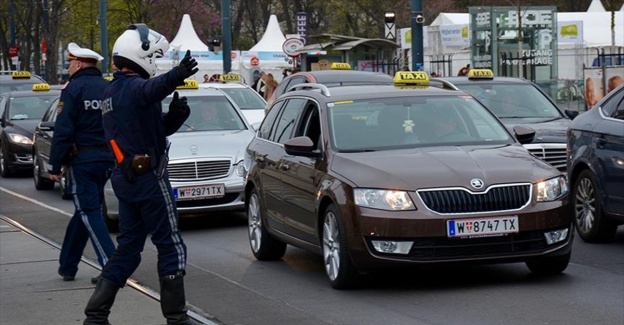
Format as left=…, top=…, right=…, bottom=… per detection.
left=447, top=216, right=519, bottom=238
left=173, top=184, right=225, bottom=200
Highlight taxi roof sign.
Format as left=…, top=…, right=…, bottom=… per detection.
left=467, top=69, right=494, bottom=79
left=32, top=83, right=50, bottom=91
left=12, top=71, right=31, bottom=79
left=330, top=62, right=351, bottom=70
left=219, top=73, right=242, bottom=83
left=393, top=71, right=430, bottom=85
left=177, top=79, right=199, bottom=89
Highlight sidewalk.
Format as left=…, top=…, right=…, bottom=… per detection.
left=0, top=218, right=211, bottom=325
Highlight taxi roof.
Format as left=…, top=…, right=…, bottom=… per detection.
left=288, top=83, right=464, bottom=102
left=432, top=76, right=533, bottom=86
left=4, top=89, right=61, bottom=97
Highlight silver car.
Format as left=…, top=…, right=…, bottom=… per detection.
left=104, top=83, right=255, bottom=227
left=198, top=76, right=266, bottom=126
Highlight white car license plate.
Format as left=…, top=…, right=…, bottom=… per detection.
left=447, top=216, right=519, bottom=238
left=174, top=184, right=225, bottom=200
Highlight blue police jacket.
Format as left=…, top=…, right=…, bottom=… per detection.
left=101, top=69, right=185, bottom=164
left=49, top=67, right=112, bottom=174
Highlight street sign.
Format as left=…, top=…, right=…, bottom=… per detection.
left=9, top=46, right=19, bottom=58
left=282, top=38, right=305, bottom=58
left=250, top=56, right=259, bottom=67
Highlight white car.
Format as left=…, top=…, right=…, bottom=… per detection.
left=198, top=74, right=266, bottom=126
left=103, top=81, right=255, bottom=228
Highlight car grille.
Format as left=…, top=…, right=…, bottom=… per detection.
left=168, top=159, right=231, bottom=181
left=524, top=143, right=567, bottom=171
left=418, top=184, right=531, bottom=214
left=407, top=230, right=551, bottom=260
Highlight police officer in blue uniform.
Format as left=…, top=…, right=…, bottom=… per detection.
left=83, top=24, right=198, bottom=325
left=49, top=43, right=116, bottom=284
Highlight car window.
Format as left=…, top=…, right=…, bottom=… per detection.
left=8, top=95, right=58, bottom=120
left=270, top=98, right=306, bottom=144
left=163, top=95, right=247, bottom=132
left=219, top=88, right=266, bottom=110
left=284, top=76, right=307, bottom=94
left=458, top=83, right=562, bottom=119
left=600, top=88, right=624, bottom=120
left=329, top=95, right=513, bottom=151
left=42, top=98, right=60, bottom=122
left=258, top=100, right=285, bottom=140
left=295, top=101, right=322, bottom=149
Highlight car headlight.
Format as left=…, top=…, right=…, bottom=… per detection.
left=8, top=133, right=33, bottom=145
left=235, top=160, right=246, bottom=177
left=535, top=176, right=568, bottom=202
left=354, top=188, right=415, bottom=211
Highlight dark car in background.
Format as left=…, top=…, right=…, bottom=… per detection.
left=567, top=84, right=624, bottom=243
left=245, top=71, right=572, bottom=289
left=433, top=69, right=579, bottom=172
left=0, top=84, right=60, bottom=177
left=0, top=71, right=47, bottom=94
left=32, top=97, right=72, bottom=199
left=266, top=63, right=394, bottom=106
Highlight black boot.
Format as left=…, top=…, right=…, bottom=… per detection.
left=160, top=275, right=192, bottom=325
left=84, top=277, right=120, bottom=325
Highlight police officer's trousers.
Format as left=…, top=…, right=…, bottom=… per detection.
left=102, top=169, right=187, bottom=287
left=59, top=160, right=116, bottom=277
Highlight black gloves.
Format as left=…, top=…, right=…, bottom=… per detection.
left=176, top=50, right=199, bottom=81
left=169, top=91, right=190, bottom=117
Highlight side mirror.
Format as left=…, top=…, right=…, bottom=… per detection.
left=564, top=109, right=579, bottom=120
left=284, top=136, right=321, bottom=158
left=38, top=121, right=55, bottom=131
left=513, top=125, right=535, bottom=144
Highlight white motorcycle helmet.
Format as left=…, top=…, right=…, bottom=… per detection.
left=112, top=24, right=169, bottom=79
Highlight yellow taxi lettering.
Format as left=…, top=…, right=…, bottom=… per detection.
left=177, top=79, right=199, bottom=89
left=32, top=83, right=50, bottom=91
left=468, top=69, right=494, bottom=79
left=330, top=62, right=351, bottom=70
left=393, top=71, right=430, bottom=85
left=12, top=71, right=31, bottom=79
left=219, top=73, right=241, bottom=82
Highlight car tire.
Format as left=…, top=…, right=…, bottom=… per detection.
left=322, top=204, right=359, bottom=289
left=60, top=167, right=72, bottom=200
left=572, top=169, right=617, bottom=243
left=0, top=142, right=13, bottom=178
left=33, top=154, right=54, bottom=190
left=525, top=251, right=571, bottom=275
left=247, top=188, right=286, bottom=260
left=101, top=197, right=119, bottom=233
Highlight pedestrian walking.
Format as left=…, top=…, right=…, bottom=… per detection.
left=252, top=70, right=266, bottom=97
left=263, top=73, right=278, bottom=102
left=49, top=42, right=116, bottom=284
left=83, top=23, right=198, bottom=325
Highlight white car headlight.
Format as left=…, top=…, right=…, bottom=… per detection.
left=235, top=160, right=246, bottom=177
left=8, top=133, right=33, bottom=145
left=354, top=188, right=415, bottom=211
left=535, top=176, right=568, bottom=202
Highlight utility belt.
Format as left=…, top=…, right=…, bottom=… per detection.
left=109, top=139, right=169, bottom=182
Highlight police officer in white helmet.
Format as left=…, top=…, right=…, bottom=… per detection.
left=83, top=24, right=198, bottom=325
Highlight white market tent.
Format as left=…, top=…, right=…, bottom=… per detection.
left=240, top=14, right=293, bottom=83
left=586, top=0, right=606, bottom=12
left=155, top=14, right=240, bottom=80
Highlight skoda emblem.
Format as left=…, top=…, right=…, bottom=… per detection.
left=190, top=144, right=198, bottom=155
left=470, top=178, right=484, bottom=189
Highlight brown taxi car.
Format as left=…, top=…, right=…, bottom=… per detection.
left=244, top=71, right=573, bottom=289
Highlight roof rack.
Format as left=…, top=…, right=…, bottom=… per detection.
left=429, top=78, right=460, bottom=90
left=288, top=83, right=331, bottom=97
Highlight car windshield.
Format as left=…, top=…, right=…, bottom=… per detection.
left=1, top=81, right=39, bottom=94
left=163, top=95, right=247, bottom=132
left=329, top=95, right=513, bottom=152
left=9, top=95, right=58, bottom=120
left=456, top=83, right=562, bottom=119
left=219, top=88, right=266, bottom=110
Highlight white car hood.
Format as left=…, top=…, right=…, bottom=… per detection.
left=168, top=130, right=255, bottom=162
left=241, top=109, right=265, bottom=125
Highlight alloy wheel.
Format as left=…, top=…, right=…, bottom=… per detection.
left=574, top=177, right=596, bottom=234
left=248, top=192, right=262, bottom=253
left=323, top=211, right=341, bottom=281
